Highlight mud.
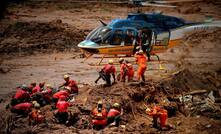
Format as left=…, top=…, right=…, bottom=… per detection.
left=0, top=0, right=221, bottom=133
left=0, top=21, right=85, bottom=57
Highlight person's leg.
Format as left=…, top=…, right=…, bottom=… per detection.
left=137, top=67, right=142, bottom=81
left=105, top=74, right=111, bottom=86
left=95, top=76, right=101, bottom=83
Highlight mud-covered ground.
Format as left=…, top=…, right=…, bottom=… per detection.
left=0, top=0, right=221, bottom=133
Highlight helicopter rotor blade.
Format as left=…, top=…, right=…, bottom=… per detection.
left=99, top=20, right=107, bottom=26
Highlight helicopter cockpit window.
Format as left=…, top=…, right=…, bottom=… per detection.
left=125, top=30, right=136, bottom=46
left=86, top=26, right=111, bottom=44
left=110, top=30, right=124, bottom=45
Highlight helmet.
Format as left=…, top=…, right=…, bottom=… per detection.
left=113, top=103, right=120, bottom=108
left=146, top=107, right=151, bottom=113
left=64, top=74, right=69, bottom=79
left=32, top=101, right=40, bottom=109
left=108, top=59, right=114, bottom=64
left=46, top=84, right=52, bottom=88
left=136, top=46, right=140, bottom=50
left=97, top=100, right=103, bottom=105
left=127, top=63, right=133, bottom=68
left=138, top=49, right=144, bottom=54
left=118, top=58, right=124, bottom=63
left=21, top=84, right=28, bottom=90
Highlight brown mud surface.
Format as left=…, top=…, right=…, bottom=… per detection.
left=0, top=0, right=221, bottom=133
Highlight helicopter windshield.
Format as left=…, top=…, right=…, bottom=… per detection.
left=86, top=26, right=112, bottom=43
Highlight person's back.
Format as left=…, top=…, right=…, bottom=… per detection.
left=103, top=64, right=116, bottom=75
left=56, top=100, right=69, bottom=113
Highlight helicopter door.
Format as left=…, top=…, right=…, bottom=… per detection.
left=125, top=29, right=137, bottom=46
left=155, top=31, right=170, bottom=47
left=110, top=29, right=124, bottom=46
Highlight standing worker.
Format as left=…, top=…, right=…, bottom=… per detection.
left=126, top=63, right=134, bottom=82
left=134, top=50, right=147, bottom=82
left=118, top=58, right=127, bottom=82
left=95, top=59, right=116, bottom=86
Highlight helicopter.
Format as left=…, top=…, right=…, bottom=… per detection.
left=78, top=12, right=221, bottom=64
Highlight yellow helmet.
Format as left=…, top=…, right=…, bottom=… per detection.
left=118, top=58, right=124, bottom=63
left=138, top=49, right=144, bottom=54
left=97, top=100, right=103, bottom=105
left=46, top=84, right=52, bottom=88
left=113, top=103, right=120, bottom=108
left=64, top=74, right=69, bottom=79
left=108, top=59, right=114, bottom=64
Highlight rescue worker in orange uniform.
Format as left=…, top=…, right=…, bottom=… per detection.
left=95, top=59, right=116, bottom=86
left=146, top=105, right=168, bottom=129
left=29, top=101, right=45, bottom=125
left=55, top=95, right=71, bottom=124
left=126, top=63, right=134, bottom=82
left=135, top=50, right=147, bottom=82
left=59, top=75, right=78, bottom=94
left=118, top=58, right=128, bottom=82
left=107, top=103, right=122, bottom=127
left=11, top=84, right=30, bottom=106
left=91, top=100, right=108, bottom=129
left=52, top=87, right=70, bottom=105
left=10, top=102, right=33, bottom=115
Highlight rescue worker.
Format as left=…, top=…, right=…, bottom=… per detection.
left=54, top=95, right=70, bottom=124
left=95, top=59, right=116, bottom=86
left=118, top=58, right=127, bottom=82
left=29, top=101, right=45, bottom=125
left=59, top=75, right=78, bottom=94
left=91, top=100, right=108, bottom=129
left=52, top=87, right=71, bottom=105
left=32, top=82, right=45, bottom=94
left=135, top=50, right=147, bottom=82
left=41, top=84, right=53, bottom=104
left=107, top=103, right=122, bottom=127
left=28, top=83, right=36, bottom=93
left=11, top=84, right=30, bottom=106
left=10, top=102, right=33, bottom=115
left=126, top=63, right=134, bottom=82
left=146, top=105, right=168, bottom=129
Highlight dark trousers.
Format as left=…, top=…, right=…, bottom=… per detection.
left=55, top=112, right=68, bottom=124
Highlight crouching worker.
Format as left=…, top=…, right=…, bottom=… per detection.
left=95, top=59, right=116, bottom=86
left=11, top=84, right=30, bottom=106
left=107, top=103, right=122, bottom=127
left=29, top=101, right=46, bottom=125
left=91, top=100, right=108, bottom=129
left=52, top=87, right=70, bottom=106
left=59, top=75, right=78, bottom=94
left=146, top=105, right=168, bottom=130
left=54, top=95, right=71, bottom=124
left=10, top=102, right=33, bottom=115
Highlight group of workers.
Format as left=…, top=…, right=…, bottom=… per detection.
left=9, top=75, right=79, bottom=125
left=95, top=49, right=147, bottom=86
left=8, top=74, right=124, bottom=129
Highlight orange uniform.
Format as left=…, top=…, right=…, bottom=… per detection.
left=119, top=63, right=127, bottom=82
left=147, top=106, right=168, bottom=128
left=135, top=54, right=147, bottom=81
left=126, top=63, right=134, bottom=81
left=91, top=108, right=108, bottom=127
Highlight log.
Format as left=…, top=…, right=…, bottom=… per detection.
left=185, top=90, right=207, bottom=95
